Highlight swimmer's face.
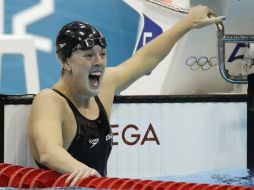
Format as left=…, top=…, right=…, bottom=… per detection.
left=66, top=45, right=107, bottom=95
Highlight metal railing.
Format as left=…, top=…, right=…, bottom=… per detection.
left=216, top=24, right=254, bottom=84
left=144, top=0, right=189, bottom=14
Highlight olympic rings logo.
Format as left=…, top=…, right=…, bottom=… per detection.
left=185, top=56, right=218, bottom=70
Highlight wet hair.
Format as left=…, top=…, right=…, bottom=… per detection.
left=56, top=21, right=107, bottom=63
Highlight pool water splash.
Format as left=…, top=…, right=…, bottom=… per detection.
left=153, top=169, right=254, bottom=187
left=211, top=173, right=254, bottom=186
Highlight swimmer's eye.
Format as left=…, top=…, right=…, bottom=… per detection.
left=84, top=53, right=95, bottom=58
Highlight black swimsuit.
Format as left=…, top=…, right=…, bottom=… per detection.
left=36, top=89, right=112, bottom=176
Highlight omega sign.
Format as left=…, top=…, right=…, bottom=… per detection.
left=111, top=123, right=160, bottom=145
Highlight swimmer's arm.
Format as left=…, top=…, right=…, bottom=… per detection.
left=28, top=91, right=92, bottom=174
left=109, top=5, right=223, bottom=93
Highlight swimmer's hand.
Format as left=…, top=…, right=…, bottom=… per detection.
left=65, top=167, right=101, bottom=187
left=198, top=16, right=226, bottom=26
left=184, top=5, right=225, bottom=29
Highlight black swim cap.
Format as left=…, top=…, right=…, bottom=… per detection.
left=56, top=21, right=106, bottom=62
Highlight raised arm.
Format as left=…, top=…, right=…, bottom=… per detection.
left=28, top=90, right=100, bottom=186
left=107, top=5, right=223, bottom=93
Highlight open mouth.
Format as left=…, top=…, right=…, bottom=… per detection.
left=89, top=71, right=101, bottom=88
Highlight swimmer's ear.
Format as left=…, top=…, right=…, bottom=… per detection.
left=62, top=62, right=71, bottom=71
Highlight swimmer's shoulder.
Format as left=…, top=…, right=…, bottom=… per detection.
left=32, top=88, right=66, bottom=108
left=29, top=89, right=66, bottom=126
left=34, top=88, right=59, bottom=99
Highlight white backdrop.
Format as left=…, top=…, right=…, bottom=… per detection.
left=4, top=102, right=247, bottom=178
